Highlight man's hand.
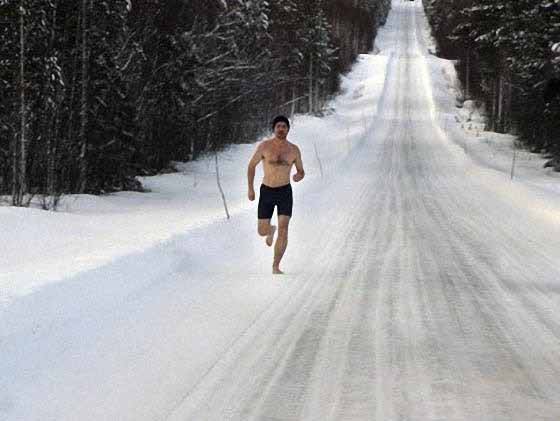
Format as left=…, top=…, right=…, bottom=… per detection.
left=293, top=172, right=304, bottom=182
left=248, top=188, right=255, bottom=201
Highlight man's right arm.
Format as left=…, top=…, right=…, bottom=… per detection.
left=247, top=142, right=264, bottom=201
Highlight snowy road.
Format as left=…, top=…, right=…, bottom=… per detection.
left=4, top=1, right=560, bottom=420
left=167, top=4, right=560, bottom=420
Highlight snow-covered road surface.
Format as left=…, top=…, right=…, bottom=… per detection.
left=3, top=1, right=560, bottom=420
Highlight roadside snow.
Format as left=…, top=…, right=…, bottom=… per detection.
left=0, top=54, right=388, bottom=304
left=425, top=35, right=560, bottom=196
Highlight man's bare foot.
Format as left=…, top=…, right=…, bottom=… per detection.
left=266, top=225, right=276, bottom=247
left=272, top=267, right=284, bottom=275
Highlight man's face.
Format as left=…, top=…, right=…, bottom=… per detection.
left=274, top=122, right=289, bottom=139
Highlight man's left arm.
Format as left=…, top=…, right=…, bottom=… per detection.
left=292, top=146, right=305, bottom=182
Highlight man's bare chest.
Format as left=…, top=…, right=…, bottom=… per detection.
left=263, top=146, right=294, bottom=167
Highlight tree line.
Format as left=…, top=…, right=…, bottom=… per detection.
left=0, top=0, right=390, bottom=206
left=425, top=0, right=560, bottom=168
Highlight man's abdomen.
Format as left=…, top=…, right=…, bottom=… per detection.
left=262, top=163, right=292, bottom=188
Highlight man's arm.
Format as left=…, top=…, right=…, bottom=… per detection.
left=292, top=146, right=305, bottom=182
left=247, top=142, right=264, bottom=200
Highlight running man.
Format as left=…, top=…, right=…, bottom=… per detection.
left=247, top=115, right=305, bottom=274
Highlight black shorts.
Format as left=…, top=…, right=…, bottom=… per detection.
left=258, top=184, right=293, bottom=219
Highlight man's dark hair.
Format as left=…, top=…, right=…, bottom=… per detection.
left=272, top=115, right=290, bottom=130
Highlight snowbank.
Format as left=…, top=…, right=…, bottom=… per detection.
left=0, top=51, right=389, bottom=306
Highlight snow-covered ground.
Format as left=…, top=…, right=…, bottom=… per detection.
left=433, top=53, right=560, bottom=197
left=2, top=1, right=560, bottom=420
left=0, top=52, right=387, bottom=304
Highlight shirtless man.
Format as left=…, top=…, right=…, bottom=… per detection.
left=247, top=115, right=305, bottom=274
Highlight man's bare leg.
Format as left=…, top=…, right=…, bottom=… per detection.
left=258, top=219, right=276, bottom=247
left=273, top=215, right=290, bottom=274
